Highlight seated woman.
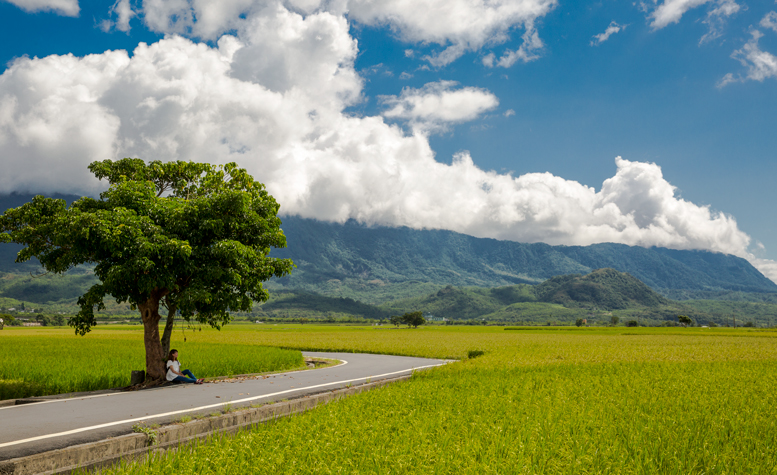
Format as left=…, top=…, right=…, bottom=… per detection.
left=166, top=349, right=204, bottom=384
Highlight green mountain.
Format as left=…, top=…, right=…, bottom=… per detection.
left=267, top=217, right=777, bottom=301
left=3, top=196, right=776, bottom=307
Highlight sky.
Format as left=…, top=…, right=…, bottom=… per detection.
left=0, top=0, right=776, bottom=281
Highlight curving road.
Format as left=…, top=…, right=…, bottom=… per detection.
left=0, top=352, right=449, bottom=460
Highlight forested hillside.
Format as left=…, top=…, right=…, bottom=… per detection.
left=268, top=217, right=777, bottom=301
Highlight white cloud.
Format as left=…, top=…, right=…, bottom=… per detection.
left=591, top=21, right=626, bottom=46
left=761, top=11, right=777, bottom=33
left=135, top=0, right=557, bottom=67
left=101, top=0, right=136, bottom=32
left=380, top=81, right=499, bottom=133
left=504, top=109, right=515, bottom=117
left=3, top=0, right=79, bottom=16
left=719, top=30, right=777, bottom=86
left=647, top=0, right=743, bottom=44
left=347, top=0, right=557, bottom=67
left=649, top=0, right=712, bottom=29
left=494, top=24, right=544, bottom=67
left=699, top=0, right=741, bottom=44
left=1, top=1, right=774, bottom=281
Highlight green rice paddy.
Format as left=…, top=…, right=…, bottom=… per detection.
left=0, top=326, right=305, bottom=399
left=4, top=324, right=777, bottom=473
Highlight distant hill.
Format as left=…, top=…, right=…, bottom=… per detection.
left=385, top=268, right=673, bottom=315
left=534, top=268, right=670, bottom=309
left=381, top=284, right=538, bottom=321
left=255, top=268, right=706, bottom=324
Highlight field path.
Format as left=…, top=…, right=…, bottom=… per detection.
left=0, top=352, right=448, bottom=460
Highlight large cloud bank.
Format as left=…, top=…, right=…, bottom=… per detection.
left=0, top=0, right=774, bottom=282
left=139, top=0, right=556, bottom=67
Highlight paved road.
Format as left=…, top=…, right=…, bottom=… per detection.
left=0, top=352, right=448, bottom=460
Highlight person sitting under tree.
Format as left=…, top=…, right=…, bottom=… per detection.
left=166, top=349, right=203, bottom=384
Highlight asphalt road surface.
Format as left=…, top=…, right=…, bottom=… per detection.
left=0, top=352, right=449, bottom=460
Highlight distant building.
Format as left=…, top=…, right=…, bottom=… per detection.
left=424, top=314, right=448, bottom=322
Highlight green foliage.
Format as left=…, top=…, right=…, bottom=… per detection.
left=389, top=315, right=402, bottom=327
left=0, top=159, right=293, bottom=342
left=678, top=315, right=693, bottom=325
left=575, top=318, right=584, bottom=327
left=132, top=424, right=158, bottom=447
left=611, top=315, right=620, bottom=325
left=400, top=311, right=425, bottom=328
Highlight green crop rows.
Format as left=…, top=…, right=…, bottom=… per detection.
left=98, top=324, right=777, bottom=474
left=0, top=327, right=305, bottom=399
left=5, top=324, right=777, bottom=473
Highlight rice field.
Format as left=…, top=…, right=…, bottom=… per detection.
left=5, top=324, right=777, bottom=473
left=92, top=324, right=777, bottom=474
left=0, top=326, right=305, bottom=399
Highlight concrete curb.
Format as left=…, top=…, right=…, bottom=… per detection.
left=0, top=374, right=410, bottom=475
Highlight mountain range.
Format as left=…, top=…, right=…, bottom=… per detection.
left=2, top=194, right=776, bottom=307
left=268, top=216, right=777, bottom=302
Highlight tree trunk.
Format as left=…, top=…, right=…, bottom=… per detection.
left=160, top=301, right=177, bottom=359
left=138, top=295, right=166, bottom=381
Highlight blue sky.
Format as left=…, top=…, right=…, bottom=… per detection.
left=1, top=0, right=776, bottom=279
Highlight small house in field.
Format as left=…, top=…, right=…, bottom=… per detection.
left=22, top=322, right=41, bottom=327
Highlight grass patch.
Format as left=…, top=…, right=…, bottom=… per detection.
left=0, top=327, right=305, bottom=399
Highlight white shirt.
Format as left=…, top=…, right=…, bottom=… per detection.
left=166, top=360, right=180, bottom=381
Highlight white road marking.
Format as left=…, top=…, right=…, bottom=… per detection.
left=0, top=358, right=349, bottom=411
left=0, top=361, right=447, bottom=449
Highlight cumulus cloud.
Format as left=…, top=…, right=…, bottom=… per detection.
left=591, top=21, right=626, bottom=46
left=134, top=0, right=556, bottom=67
left=719, top=30, right=777, bottom=86
left=347, top=0, right=557, bottom=67
left=3, top=0, right=79, bottom=16
left=1, top=0, right=774, bottom=281
left=380, top=81, right=498, bottom=133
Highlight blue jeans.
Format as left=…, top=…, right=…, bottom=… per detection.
left=173, top=369, right=198, bottom=384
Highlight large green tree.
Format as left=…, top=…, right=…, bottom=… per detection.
left=0, top=159, right=293, bottom=381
